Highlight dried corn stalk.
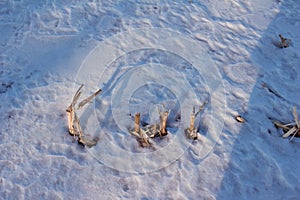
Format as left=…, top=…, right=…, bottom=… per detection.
left=159, top=110, right=169, bottom=136
left=273, top=106, right=300, bottom=141
left=185, top=101, right=207, bottom=140
left=134, top=112, right=141, bottom=134
left=66, top=84, right=102, bottom=147
left=144, top=106, right=170, bottom=137
left=66, top=84, right=83, bottom=135
left=129, top=105, right=170, bottom=147
left=129, top=113, right=151, bottom=147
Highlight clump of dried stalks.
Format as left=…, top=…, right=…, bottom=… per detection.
left=130, top=113, right=151, bottom=147
left=273, top=107, right=300, bottom=141
left=129, top=106, right=169, bottom=147
left=66, top=85, right=210, bottom=148
left=185, top=101, right=207, bottom=140
left=66, top=84, right=101, bottom=147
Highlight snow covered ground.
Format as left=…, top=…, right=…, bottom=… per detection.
left=0, top=0, right=300, bottom=199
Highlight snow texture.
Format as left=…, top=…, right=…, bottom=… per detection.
left=0, top=0, right=300, bottom=199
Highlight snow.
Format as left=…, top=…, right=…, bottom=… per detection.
left=1, top=0, right=300, bottom=199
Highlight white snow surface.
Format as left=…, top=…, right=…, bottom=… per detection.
left=1, top=0, right=300, bottom=199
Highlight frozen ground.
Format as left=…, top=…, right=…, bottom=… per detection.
left=0, top=0, right=300, bottom=199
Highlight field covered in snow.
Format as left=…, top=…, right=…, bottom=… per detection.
left=0, top=0, right=300, bottom=199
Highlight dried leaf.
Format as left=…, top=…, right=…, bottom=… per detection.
left=235, top=115, right=245, bottom=123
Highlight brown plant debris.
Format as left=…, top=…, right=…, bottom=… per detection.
left=66, top=84, right=102, bottom=147
left=278, top=34, right=291, bottom=48
left=272, top=34, right=291, bottom=49
left=158, top=106, right=169, bottom=137
left=273, top=106, right=300, bottom=141
left=185, top=101, right=207, bottom=140
left=129, top=113, right=151, bottom=148
left=129, top=106, right=170, bottom=147
left=143, top=106, right=170, bottom=138
left=235, top=115, right=245, bottom=123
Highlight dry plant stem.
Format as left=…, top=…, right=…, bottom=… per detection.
left=66, top=108, right=75, bottom=135
left=130, top=113, right=150, bottom=147
left=274, top=107, right=300, bottom=141
left=293, top=106, right=299, bottom=128
left=185, top=107, right=197, bottom=140
left=189, top=109, right=195, bottom=131
left=160, top=111, right=169, bottom=136
left=74, top=114, right=83, bottom=138
left=273, top=121, right=293, bottom=131
left=185, top=101, right=207, bottom=139
left=71, top=84, right=84, bottom=108
left=66, top=84, right=84, bottom=135
left=283, top=126, right=297, bottom=138
left=290, top=107, right=300, bottom=140
left=66, top=84, right=101, bottom=146
left=77, top=89, right=102, bottom=109
left=134, top=113, right=141, bottom=134
left=189, top=101, right=207, bottom=132
left=195, top=101, right=207, bottom=118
